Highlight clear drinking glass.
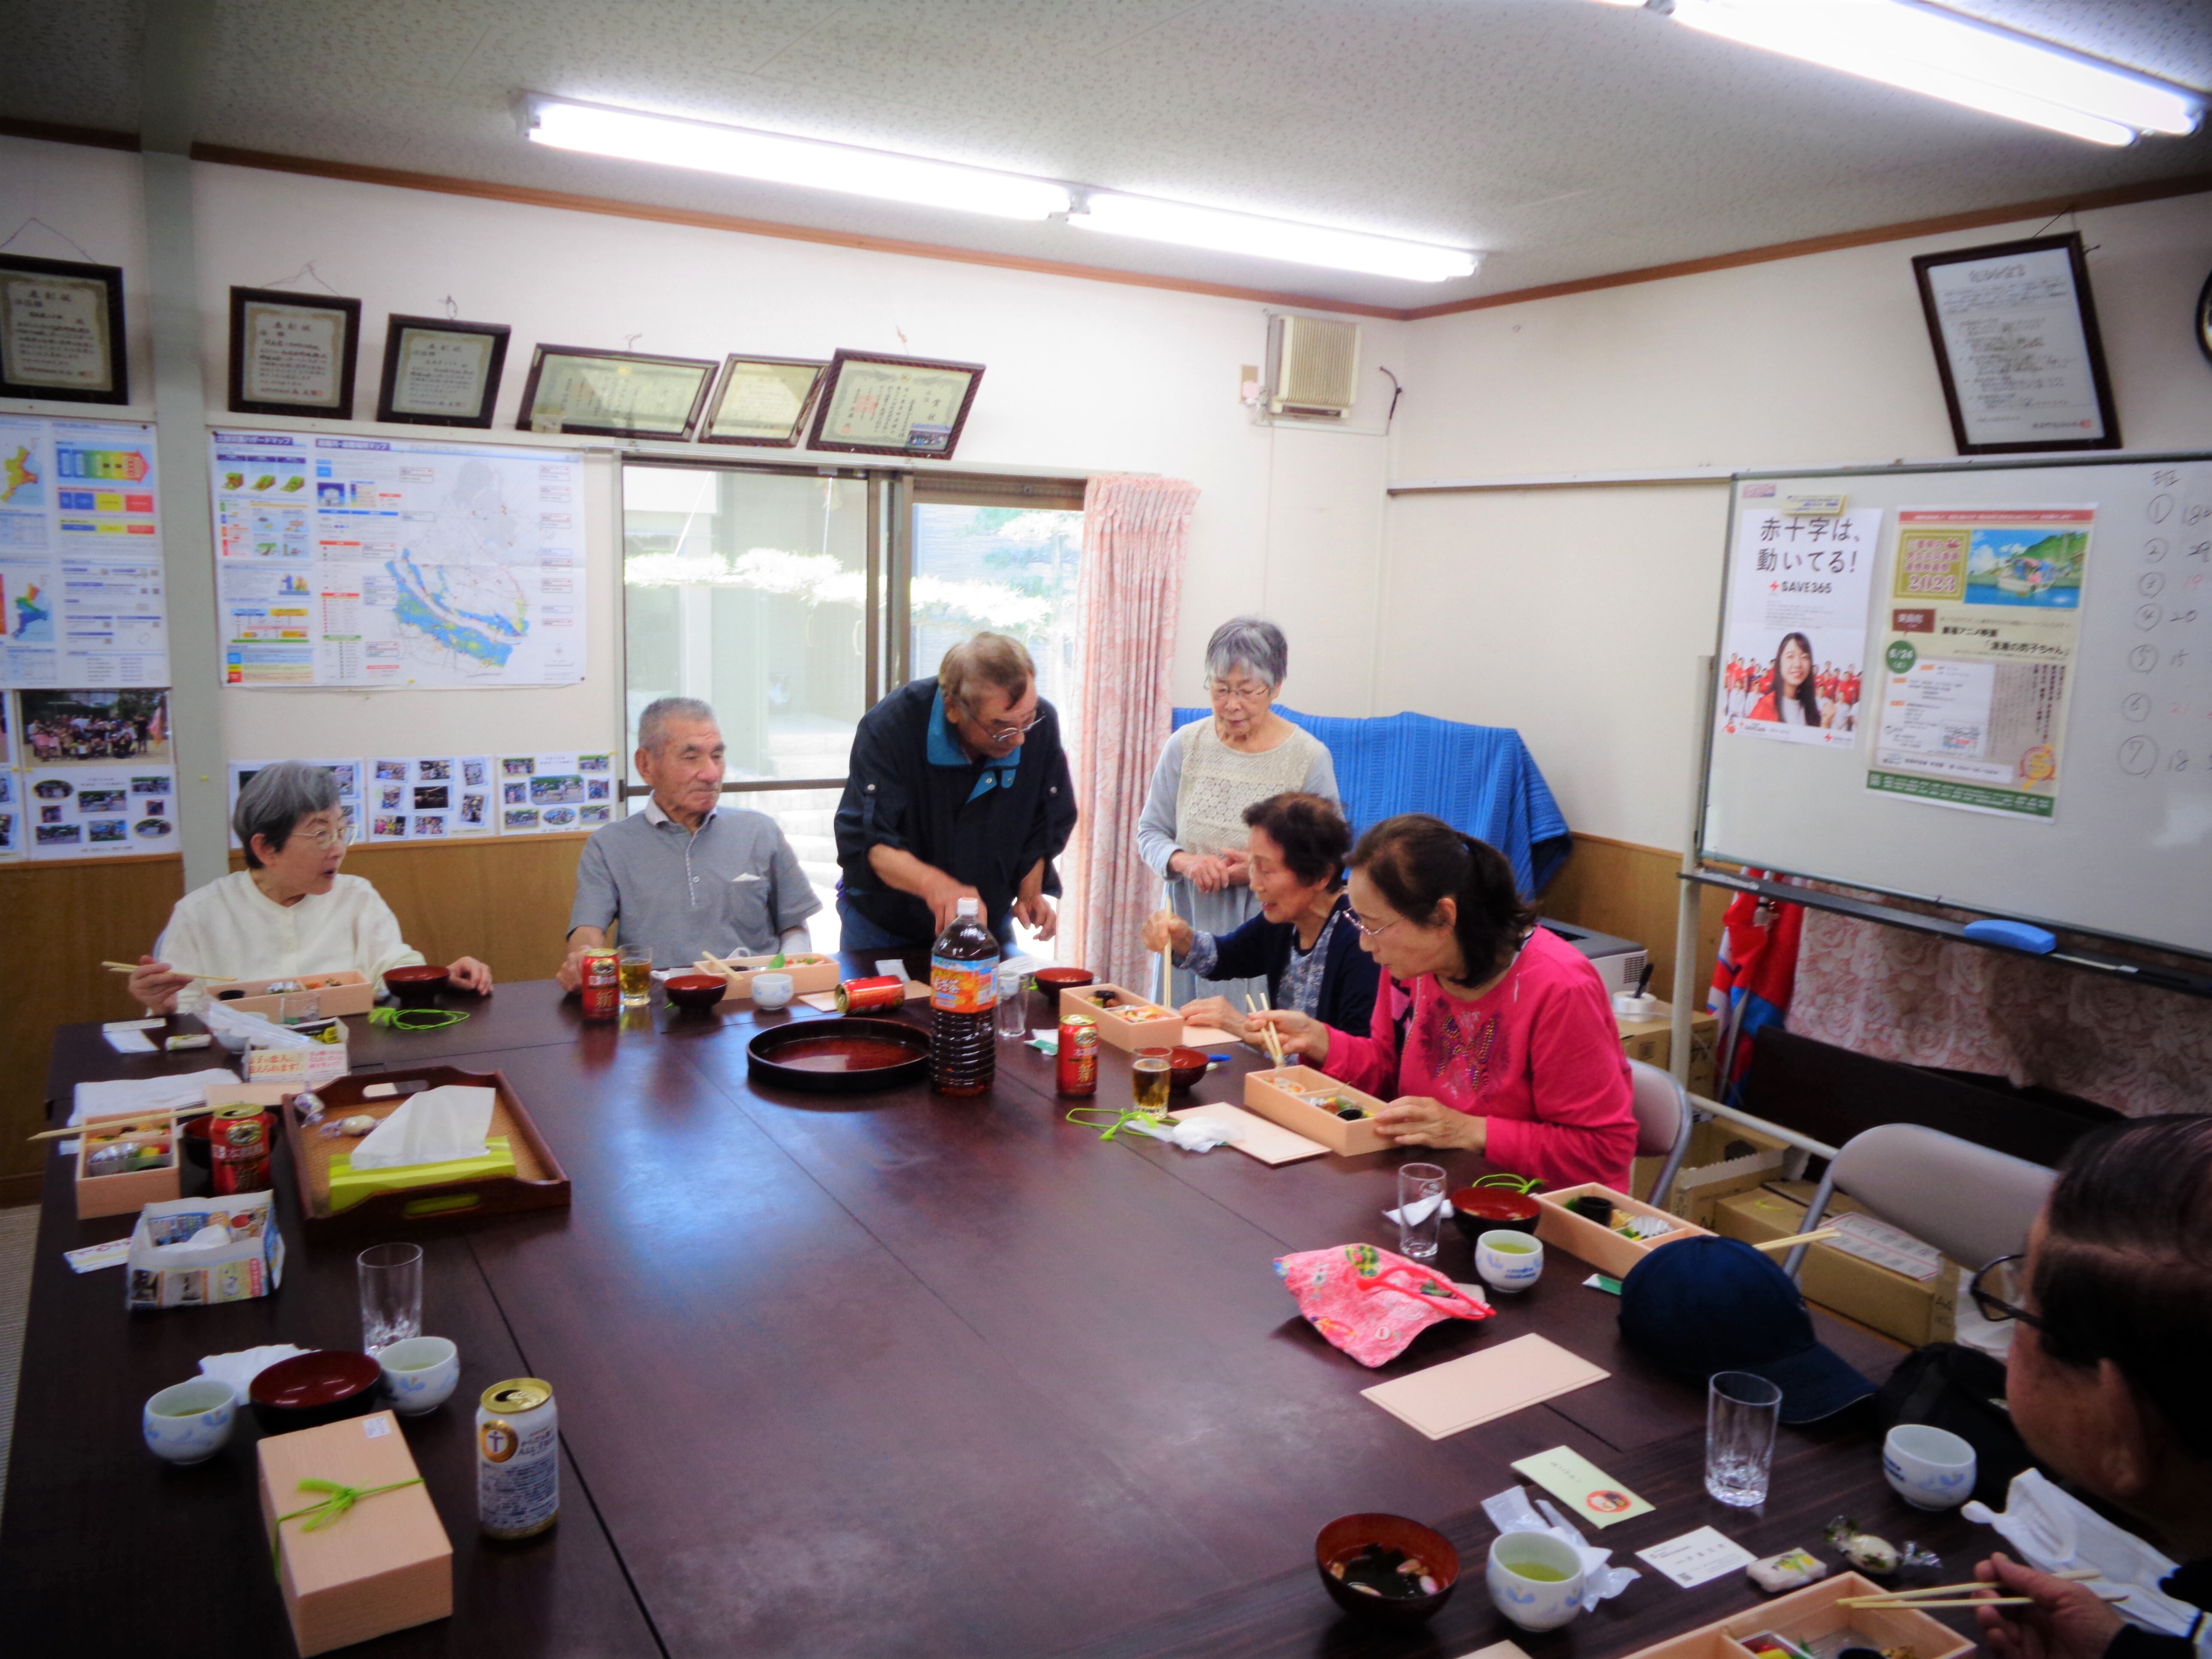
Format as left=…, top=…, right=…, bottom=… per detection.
left=994, top=966, right=1027, bottom=1042
left=1397, top=1163, right=1448, bottom=1260
left=358, top=1242, right=424, bottom=1354
left=619, top=944, right=652, bottom=1007
left=1706, top=1370, right=1783, bottom=1506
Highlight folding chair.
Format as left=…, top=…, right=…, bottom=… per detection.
left=1628, top=1058, right=1695, bottom=1209
left=1782, top=1121, right=2054, bottom=1281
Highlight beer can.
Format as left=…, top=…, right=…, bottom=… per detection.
left=477, top=1377, right=559, bottom=1539
left=836, top=975, right=905, bottom=1015
left=209, top=1107, right=270, bottom=1195
left=579, top=948, right=620, bottom=1020
left=1057, top=1015, right=1100, bottom=1096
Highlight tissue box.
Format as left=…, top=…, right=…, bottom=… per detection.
left=125, top=1188, right=285, bottom=1311
left=1058, top=984, right=1184, bottom=1051
left=74, top=1108, right=182, bottom=1219
left=1241, top=1066, right=1391, bottom=1156
left=214, top=970, right=378, bottom=1021
left=260, top=1410, right=453, bottom=1656
left=326, top=1138, right=517, bottom=1213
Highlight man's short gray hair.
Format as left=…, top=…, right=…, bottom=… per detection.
left=234, top=760, right=340, bottom=868
left=1205, top=617, right=1288, bottom=689
left=637, top=696, right=717, bottom=754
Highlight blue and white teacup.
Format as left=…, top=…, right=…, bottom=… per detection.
left=749, top=972, right=795, bottom=1012
left=1486, top=1530, right=1586, bottom=1632
left=377, top=1335, right=460, bottom=1416
left=1884, top=1423, right=1976, bottom=1510
left=143, top=1378, right=236, bottom=1465
left=1475, top=1229, right=1545, bottom=1295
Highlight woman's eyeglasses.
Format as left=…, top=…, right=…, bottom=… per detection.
left=1346, top=912, right=1401, bottom=940
left=1968, top=1253, right=2047, bottom=1333
left=1206, top=680, right=1272, bottom=707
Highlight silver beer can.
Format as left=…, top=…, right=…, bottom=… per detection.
left=477, top=1376, right=559, bottom=1538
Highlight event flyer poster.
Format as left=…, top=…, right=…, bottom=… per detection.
left=1718, top=501, right=1880, bottom=748
left=1867, top=507, right=2091, bottom=820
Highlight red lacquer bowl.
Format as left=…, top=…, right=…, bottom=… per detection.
left=250, top=1350, right=384, bottom=1432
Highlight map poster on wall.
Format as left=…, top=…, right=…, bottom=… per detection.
left=0, top=416, right=167, bottom=687
left=1867, top=506, right=2093, bottom=820
left=365, top=754, right=492, bottom=841
left=497, top=750, right=615, bottom=835
left=210, top=431, right=586, bottom=688
left=26, top=763, right=175, bottom=859
left=1717, top=498, right=1880, bottom=749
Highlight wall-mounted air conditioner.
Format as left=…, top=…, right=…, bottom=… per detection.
left=1265, top=313, right=1360, bottom=419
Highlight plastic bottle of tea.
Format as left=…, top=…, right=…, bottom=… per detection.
left=930, top=897, right=998, bottom=1096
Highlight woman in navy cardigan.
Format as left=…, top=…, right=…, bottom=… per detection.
left=1142, top=792, right=1379, bottom=1045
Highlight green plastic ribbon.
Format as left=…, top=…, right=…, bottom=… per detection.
left=369, top=1007, right=469, bottom=1031
left=271, top=1476, right=425, bottom=1578
left=1471, top=1171, right=1545, bottom=1195
left=1064, top=1105, right=1171, bottom=1142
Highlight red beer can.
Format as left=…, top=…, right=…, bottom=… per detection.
left=210, top=1108, right=271, bottom=1195
left=836, top=975, right=905, bottom=1014
left=1057, top=1015, right=1100, bottom=1096
left=580, top=948, right=620, bottom=1020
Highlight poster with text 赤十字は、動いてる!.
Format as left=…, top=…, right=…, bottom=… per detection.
left=1717, top=501, right=1881, bottom=750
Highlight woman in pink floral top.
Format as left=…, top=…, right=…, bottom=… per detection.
left=1255, top=814, right=1635, bottom=1190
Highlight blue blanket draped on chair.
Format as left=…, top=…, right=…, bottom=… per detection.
left=1168, top=706, right=1572, bottom=895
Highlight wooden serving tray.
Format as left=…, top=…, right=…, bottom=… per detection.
left=1623, top=1571, right=1971, bottom=1659
left=1533, top=1181, right=1709, bottom=1279
left=1243, top=1066, right=1390, bottom=1156
left=280, top=1066, right=571, bottom=1241
left=1058, top=983, right=1184, bottom=1051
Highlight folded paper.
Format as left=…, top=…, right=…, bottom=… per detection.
left=1361, top=1333, right=1606, bottom=1437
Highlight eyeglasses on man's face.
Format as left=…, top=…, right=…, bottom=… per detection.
left=982, top=709, right=1045, bottom=741
left=1968, top=1253, right=2047, bottom=1333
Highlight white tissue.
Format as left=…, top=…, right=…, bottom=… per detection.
left=1964, top=1469, right=2200, bottom=1638
left=1124, top=1115, right=1235, bottom=1153
left=1482, top=1485, right=1641, bottom=1609
left=200, top=999, right=316, bottom=1048
left=70, top=1068, right=239, bottom=1128
left=349, top=1084, right=494, bottom=1170
left=1382, top=1196, right=1457, bottom=1227
left=198, top=1343, right=310, bottom=1404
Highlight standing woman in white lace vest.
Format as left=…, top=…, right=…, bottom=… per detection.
left=1136, top=618, right=1339, bottom=1009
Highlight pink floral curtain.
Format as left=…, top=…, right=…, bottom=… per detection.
left=1062, top=474, right=1199, bottom=991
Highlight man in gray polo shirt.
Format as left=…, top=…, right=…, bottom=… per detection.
left=557, top=697, right=820, bottom=990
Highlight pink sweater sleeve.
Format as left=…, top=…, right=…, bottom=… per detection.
left=1320, top=974, right=1404, bottom=1098
left=1482, top=976, right=1639, bottom=1191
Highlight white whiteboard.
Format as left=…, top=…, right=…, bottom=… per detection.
left=1700, top=453, right=2212, bottom=961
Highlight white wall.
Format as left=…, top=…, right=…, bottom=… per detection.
left=1381, top=191, right=2212, bottom=851
left=0, top=133, right=1401, bottom=777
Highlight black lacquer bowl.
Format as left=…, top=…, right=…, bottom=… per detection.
left=746, top=1018, right=931, bottom=1093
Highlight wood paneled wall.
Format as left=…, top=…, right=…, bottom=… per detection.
left=3, top=834, right=587, bottom=1197
left=1541, top=833, right=1730, bottom=1009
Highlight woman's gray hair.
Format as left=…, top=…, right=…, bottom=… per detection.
left=1205, top=617, right=1288, bottom=690
left=234, top=760, right=341, bottom=868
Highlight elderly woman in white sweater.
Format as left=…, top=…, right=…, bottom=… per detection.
left=1136, top=618, right=1339, bottom=1008
left=125, top=760, right=490, bottom=1013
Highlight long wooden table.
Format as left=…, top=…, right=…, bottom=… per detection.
left=4, top=963, right=1984, bottom=1657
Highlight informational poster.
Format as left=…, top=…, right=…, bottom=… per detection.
left=1868, top=507, right=2092, bottom=819
left=0, top=416, right=166, bottom=687
left=1716, top=500, right=1880, bottom=748
left=0, top=764, right=15, bottom=860
left=25, top=762, right=175, bottom=858
left=497, top=750, right=615, bottom=834
left=210, top=431, right=585, bottom=688
left=1918, top=243, right=2110, bottom=449
left=365, top=754, right=491, bottom=841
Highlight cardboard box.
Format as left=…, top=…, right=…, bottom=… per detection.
left=260, top=1410, right=453, bottom=1656
left=1623, top=1571, right=1972, bottom=1659
left=1531, top=1182, right=1710, bottom=1279
left=1241, top=1066, right=1391, bottom=1156
left=1058, top=983, right=1184, bottom=1051
left=213, top=970, right=377, bottom=1021
left=125, top=1188, right=286, bottom=1311
left=698, top=951, right=841, bottom=1000
left=1614, top=998, right=1719, bottom=1100
left=1640, top=1115, right=1796, bottom=1224
left=74, top=1108, right=181, bottom=1219
left=1712, top=1181, right=1959, bottom=1348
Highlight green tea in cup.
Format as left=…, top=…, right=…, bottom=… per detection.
left=1489, top=1237, right=1536, bottom=1254
left=1510, top=1562, right=1571, bottom=1581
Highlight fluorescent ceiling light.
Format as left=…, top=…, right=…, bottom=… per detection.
left=1070, top=192, right=1478, bottom=283
left=525, top=96, right=1071, bottom=220
left=1666, top=1, right=2203, bottom=146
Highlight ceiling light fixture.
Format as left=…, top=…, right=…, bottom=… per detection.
left=1068, top=191, right=1479, bottom=283
left=1659, top=0, right=2203, bottom=146
left=524, top=96, right=1073, bottom=220
left=522, top=94, right=1482, bottom=282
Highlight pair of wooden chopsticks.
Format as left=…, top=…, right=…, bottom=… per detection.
left=1748, top=1227, right=1841, bottom=1254
left=1840, top=1568, right=2119, bottom=1610
left=27, top=1101, right=246, bottom=1143
left=1244, top=992, right=1286, bottom=1068
left=103, top=961, right=234, bottom=983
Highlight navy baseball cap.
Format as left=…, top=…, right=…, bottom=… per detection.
left=1618, top=1236, right=1877, bottom=1424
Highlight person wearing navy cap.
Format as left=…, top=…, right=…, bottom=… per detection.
left=1616, top=1235, right=1877, bottom=1423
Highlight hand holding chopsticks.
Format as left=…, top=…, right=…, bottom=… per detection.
left=103, top=961, right=234, bottom=983
left=1244, top=994, right=1286, bottom=1068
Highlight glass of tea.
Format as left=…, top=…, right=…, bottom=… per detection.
left=1132, top=1047, right=1173, bottom=1115
left=618, top=944, right=652, bottom=1007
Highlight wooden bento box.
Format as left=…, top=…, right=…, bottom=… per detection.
left=1058, top=984, right=1184, bottom=1051
left=1622, top=1571, right=1972, bottom=1659
left=211, top=969, right=377, bottom=1020
left=1534, top=1181, right=1710, bottom=1279
left=281, top=1065, right=570, bottom=1241
left=696, top=952, right=842, bottom=1000
left=1242, top=1066, right=1391, bottom=1157
left=76, top=1108, right=182, bottom=1219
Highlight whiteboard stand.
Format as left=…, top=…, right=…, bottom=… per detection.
left=1668, top=655, right=1713, bottom=1088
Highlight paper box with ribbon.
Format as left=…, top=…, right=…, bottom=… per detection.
left=258, top=1410, right=452, bottom=1656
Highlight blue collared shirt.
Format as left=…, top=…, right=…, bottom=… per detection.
left=927, top=688, right=1021, bottom=803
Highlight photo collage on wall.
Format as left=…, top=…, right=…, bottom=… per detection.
left=365, top=755, right=492, bottom=842
left=497, top=751, right=617, bottom=835
left=1, top=687, right=175, bottom=862
left=228, top=750, right=618, bottom=846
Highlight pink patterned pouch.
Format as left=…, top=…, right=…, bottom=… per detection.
left=1274, top=1243, right=1495, bottom=1367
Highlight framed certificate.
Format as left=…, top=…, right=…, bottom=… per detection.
left=1911, top=234, right=2121, bottom=455
left=516, top=345, right=717, bottom=441
left=0, top=253, right=128, bottom=404
left=805, top=349, right=984, bottom=459
left=375, top=315, right=510, bottom=428
left=228, top=287, right=363, bottom=418
left=701, top=353, right=827, bottom=447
